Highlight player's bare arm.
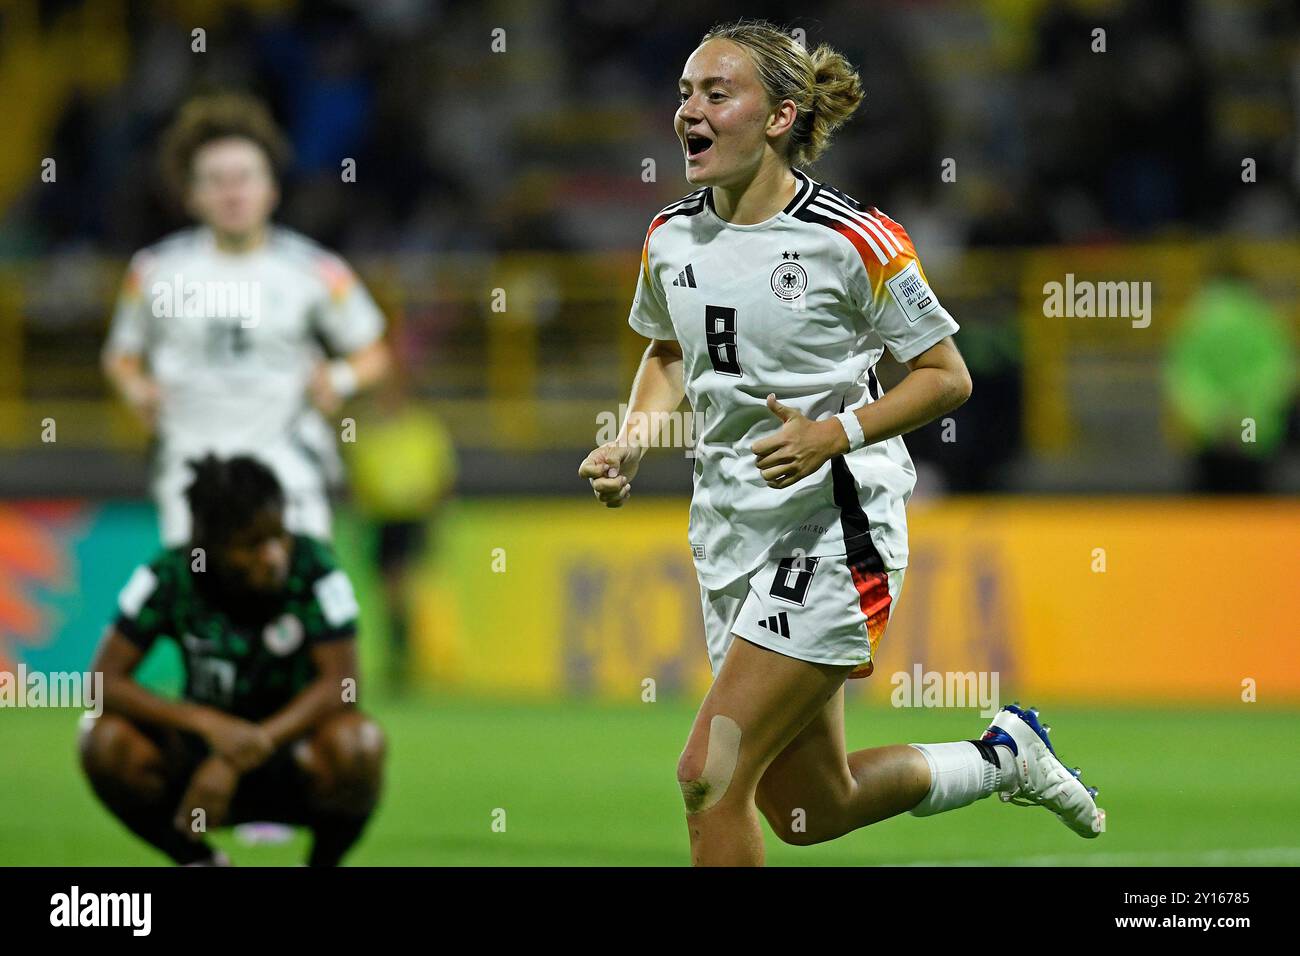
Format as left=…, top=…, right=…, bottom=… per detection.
left=93, top=629, right=274, bottom=772
left=174, top=754, right=240, bottom=837
left=102, top=350, right=161, bottom=429
left=258, top=639, right=359, bottom=748
left=579, top=337, right=685, bottom=507
left=169, top=641, right=357, bottom=838
left=752, top=337, right=972, bottom=489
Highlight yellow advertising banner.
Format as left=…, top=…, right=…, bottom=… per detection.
left=409, top=498, right=1299, bottom=705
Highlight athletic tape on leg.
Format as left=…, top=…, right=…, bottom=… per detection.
left=680, top=715, right=741, bottom=814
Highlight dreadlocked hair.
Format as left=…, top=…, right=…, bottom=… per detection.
left=183, top=454, right=285, bottom=548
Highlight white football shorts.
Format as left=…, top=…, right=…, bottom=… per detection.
left=153, top=458, right=332, bottom=546
left=700, top=551, right=905, bottom=679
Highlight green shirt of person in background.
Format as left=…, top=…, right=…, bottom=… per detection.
left=1164, top=277, right=1297, bottom=490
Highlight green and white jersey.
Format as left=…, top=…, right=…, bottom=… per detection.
left=629, top=169, right=960, bottom=589
left=112, top=535, right=359, bottom=721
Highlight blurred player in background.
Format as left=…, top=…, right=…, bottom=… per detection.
left=580, top=20, right=1104, bottom=865
left=102, top=93, right=391, bottom=545
left=79, top=455, right=384, bottom=866
left=1164, top=258, right=1298, bottom=493
left=344, top=360, right=458, bottom=691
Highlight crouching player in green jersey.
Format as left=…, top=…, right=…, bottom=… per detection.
left=79, top=454, right=385, bottom=866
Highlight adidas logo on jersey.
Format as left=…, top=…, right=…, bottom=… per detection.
left=671, top=264, right=698, bottom=288
left=758, top=612, right=791, bottom=638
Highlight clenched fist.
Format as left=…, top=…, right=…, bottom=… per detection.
left=578, top=441, right=645, bottom=508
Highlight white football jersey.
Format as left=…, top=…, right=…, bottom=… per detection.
left=628, top=168, right=959, bottom=590
left=105, top=225, right=385, bottom=493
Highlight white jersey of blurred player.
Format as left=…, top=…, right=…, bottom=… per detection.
left=105, top=225, right=385, bottom=544
left=629, top=168, right=958, bottom=671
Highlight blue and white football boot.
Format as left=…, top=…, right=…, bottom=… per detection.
left=980, top=704, right=1105, bottom=838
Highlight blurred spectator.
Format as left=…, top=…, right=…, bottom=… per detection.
left=1164, top=271, right=1298, bottom=492
left=9, top=0, right=1295, bottom=256
left=344, top=365, right=458, bottom=691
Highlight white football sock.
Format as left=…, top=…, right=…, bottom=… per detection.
left=907, top=741, right=1016, bottom=817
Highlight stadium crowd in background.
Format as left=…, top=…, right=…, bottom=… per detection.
left=1, top=0, right=1296, bottom=493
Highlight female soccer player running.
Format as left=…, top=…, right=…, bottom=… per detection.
left=580, top=20, right=1104, bottom=865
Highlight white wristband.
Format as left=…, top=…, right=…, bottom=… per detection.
left=835, top=410, right=866, bottom=452
left=327, top=359, right=359, bottom=399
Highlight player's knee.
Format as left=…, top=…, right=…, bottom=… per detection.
left=78, top=715, right=164, bottom=800
left=312, top=712, right=385, bottom=809
left=351, top=719, right=386, bottom=786
left=675, top=749, right=708, bottom=812
left=79, top=715, right=133, bottom=778
left=676, top=714, right=742, bottom=815
left=331, top=714, right=385, bottom=771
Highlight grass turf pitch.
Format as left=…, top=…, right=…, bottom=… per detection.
left=2, top=695, right=1296, bottom=866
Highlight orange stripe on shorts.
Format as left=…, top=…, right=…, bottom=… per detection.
left=847, top=565, right=892, bottom=679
